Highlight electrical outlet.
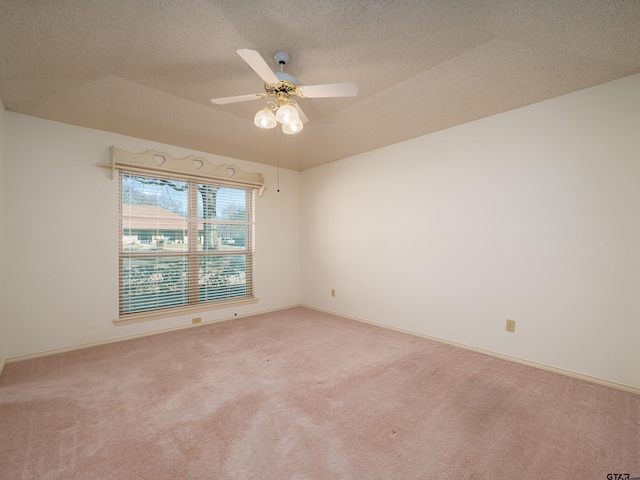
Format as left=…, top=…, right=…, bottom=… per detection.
left=331, top=289, right=336, bottom=297
left=192, top=317, right=202, bottom=324
left=506, top=319, right=515, bottom=333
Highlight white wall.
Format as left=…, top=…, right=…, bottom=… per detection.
left=301, top=74, right=640, bottom=389
left=2, top=113, right=301, bottom=359
left=0, top=100, right=5, bottom=373
left=3, top=76, right=638, bottom=390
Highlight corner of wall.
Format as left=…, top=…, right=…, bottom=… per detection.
left=0, top=97, right=6, bottom=376
left=299, top=75, right=640, bottom=390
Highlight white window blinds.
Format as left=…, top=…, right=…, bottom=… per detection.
left=119, top=173, right=255, bottom=322
left=103, top=148, right=262, bottom=325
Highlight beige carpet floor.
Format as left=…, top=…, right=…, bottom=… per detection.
left=1, top=307, right=639, bottom=479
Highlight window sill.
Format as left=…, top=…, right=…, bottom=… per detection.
left=113, top=297, right=259, bottom=326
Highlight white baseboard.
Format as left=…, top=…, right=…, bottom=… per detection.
left=5, top=304, right=302, bottom=365
left=6, top=303, right=638, bottom=396
left=303, top=304, right=640, bottom=396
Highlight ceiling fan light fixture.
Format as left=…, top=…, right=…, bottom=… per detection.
left=282, top=117, right=304, bottom=135
left=275, top=103, right=298, bottom=124
left=254, top=107, right=277, bottom=129
left=211, top=49, right=357, bottom=134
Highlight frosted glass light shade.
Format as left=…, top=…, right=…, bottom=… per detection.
left=254, top=108, right=277, bottom=129
left=275, top=104, right=298, bottom=124
left=282, top=117, right=304, bottom=135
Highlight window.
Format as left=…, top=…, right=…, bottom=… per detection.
left=119, top=172, right=254, bottom=320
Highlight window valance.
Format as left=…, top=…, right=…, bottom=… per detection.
left=99, top=147, right=265, bottom=196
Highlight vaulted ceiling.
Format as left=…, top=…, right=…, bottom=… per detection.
left=1, top=1, right=639, bottom=171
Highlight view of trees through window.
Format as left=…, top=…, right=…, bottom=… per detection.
left=120, top=173, right=253, bottom=315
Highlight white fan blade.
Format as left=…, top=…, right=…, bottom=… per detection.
left=298, top=82, right=358, bottom=98
left=211, top=93, right=263, bottom=105
left=237, top=48, right=279, bottom=84
left=294, top=103, right=309, bottom=124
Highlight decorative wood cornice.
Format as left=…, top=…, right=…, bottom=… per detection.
left=99, top=147, right=265, bottom=196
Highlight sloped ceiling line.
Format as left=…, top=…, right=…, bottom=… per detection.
left=1, top=0, right=639, bottom=171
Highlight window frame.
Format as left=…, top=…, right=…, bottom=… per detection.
left=104, top=148, right=262, bottom=326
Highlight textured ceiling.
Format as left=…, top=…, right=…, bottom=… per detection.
left=1, top=0, right=639, bottom=171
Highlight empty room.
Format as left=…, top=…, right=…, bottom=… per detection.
left=1, top=1, right=639, bottom=479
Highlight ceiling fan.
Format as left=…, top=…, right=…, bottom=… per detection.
left=211, top=49, right=358, bottom=134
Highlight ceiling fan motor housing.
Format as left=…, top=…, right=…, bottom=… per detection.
left=275, top=71, right=299, bottom=86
